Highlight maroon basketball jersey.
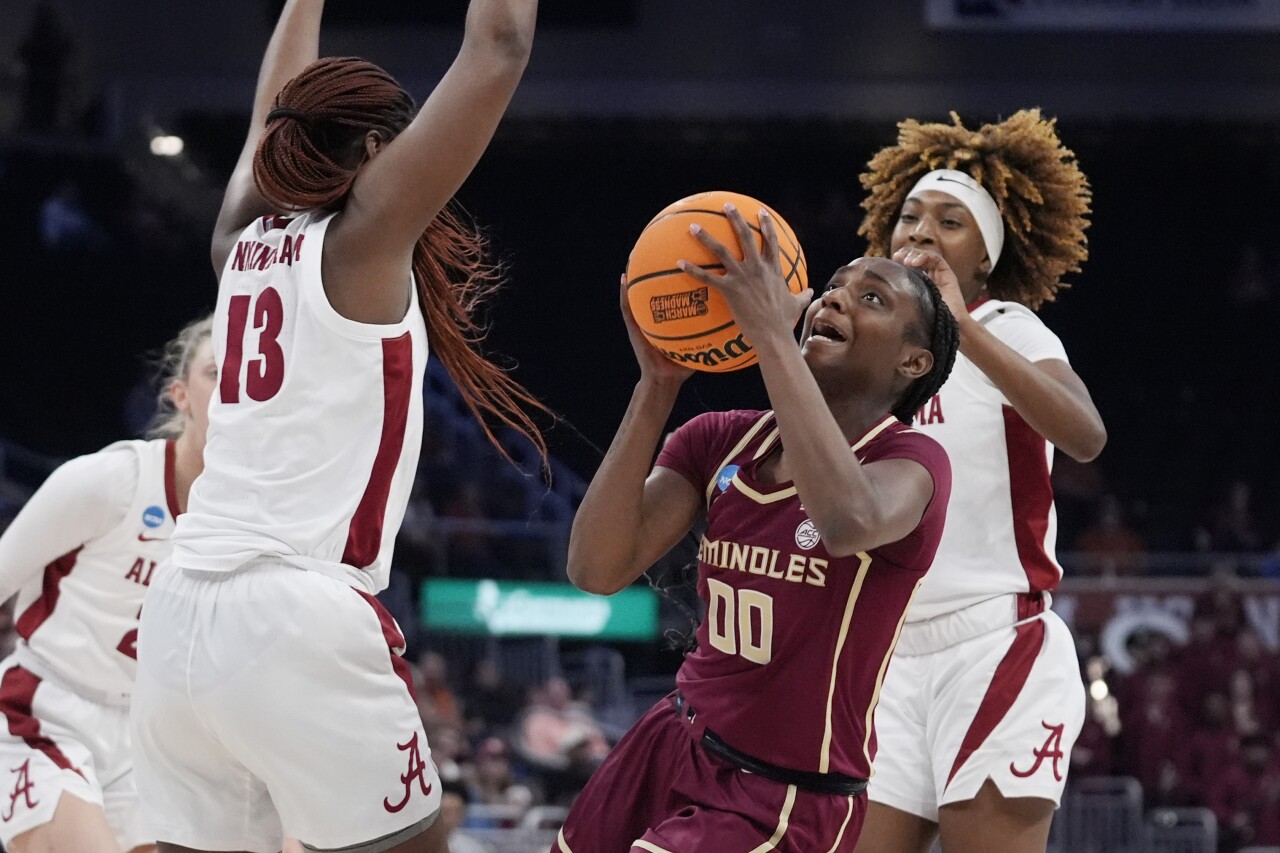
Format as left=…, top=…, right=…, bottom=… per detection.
left=656, top=409, right=951, bottom=780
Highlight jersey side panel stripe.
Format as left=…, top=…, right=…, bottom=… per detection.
left=341, top=333, right=415, bottom=570
left=1002, top=406, right=1060, bottom=592
left=14, top=548, right=82, bottom=641
left=0, top=667, right=85, bottom=778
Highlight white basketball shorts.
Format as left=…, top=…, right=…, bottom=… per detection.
left=0, top=656, right=147, bottom=850
left=131, top=558, right=441, bottom=852
left=868, top=594, right=1085, bottom=822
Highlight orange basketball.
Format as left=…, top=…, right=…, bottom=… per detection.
left=626, top=191, right=809, bottom=373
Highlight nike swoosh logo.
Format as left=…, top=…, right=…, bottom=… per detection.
left=137, top=533, right=165, bottom=542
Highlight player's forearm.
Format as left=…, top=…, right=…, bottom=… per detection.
left=251, top=0, right=325, bottom=127
left=958, top=318, right=1106, bottom=461
left=566, top=379, right=680, bottom=595
left=752, top=333, right=891, bottom=556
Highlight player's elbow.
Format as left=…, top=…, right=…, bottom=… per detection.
left=466, top=19, right=535, bottom=68
left=1064, top=421, right=1107, bottom=463
left=565, top=558, right=629, bottom=597
left=813, top=515, right=879, bottom=559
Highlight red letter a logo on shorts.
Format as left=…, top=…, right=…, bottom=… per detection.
left=2, top=759, right=38, bottom=822
left=383, top=731, right=433, bottom=814
left=1009, top=721, right=1066, bottom=782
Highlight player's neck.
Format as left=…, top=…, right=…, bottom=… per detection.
left=822, top=397, right=896, bottom=446
left=171, top=432, right=205, bottom=513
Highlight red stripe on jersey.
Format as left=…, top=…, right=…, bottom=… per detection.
left=966, top=296, right=991, bottom=312
left=1002, top=406, right=1060, bottom=592
left=15, top=549, right=81, bottom=641
left=342, top=333, right=414, bottom=570
left=354, top=590, right=415, bottom=698
left=0, top=667, right=85, bottom=779
left=945, top=617, right=1046, bottom=787
left=164, top=439, right=182, bottom=518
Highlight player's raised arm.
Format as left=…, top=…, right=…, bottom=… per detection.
left=566, top=277, right=701, bottom=596
left=212, top=0, right=325, bottom=273
left=322, top=0, right=538, bottom=323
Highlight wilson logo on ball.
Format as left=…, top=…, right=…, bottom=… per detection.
left=650, top=288, right=709, bottom=323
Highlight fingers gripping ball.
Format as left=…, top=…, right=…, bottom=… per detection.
left=626, top=191, right=808, bottom=373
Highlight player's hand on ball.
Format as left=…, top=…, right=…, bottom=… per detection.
left=679, top=205, right=813, bottom=345
left=892, top=246, right=968, bottom=326
left=620, top=274, right=694, bottom=385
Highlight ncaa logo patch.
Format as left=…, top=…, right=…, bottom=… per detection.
left=795, top=519, right=821, bottom=550
left=142, top=506, right=165, bottom=528
left=716, top=465, right=740, bottom=493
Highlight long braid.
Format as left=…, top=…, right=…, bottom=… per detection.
left=891, top=268, right=959, bottom=423
left=252, top=57, right=550, bottom=469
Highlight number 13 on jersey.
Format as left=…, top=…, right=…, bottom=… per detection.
left=220, top=288, right=286, bottom=404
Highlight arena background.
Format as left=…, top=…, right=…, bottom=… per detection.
left=1, top=2, right=1279, bottom=851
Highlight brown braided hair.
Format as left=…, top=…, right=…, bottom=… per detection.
left=859, top=109, right=1091, bottom=310
left=252, top=57, right=549, bottom=468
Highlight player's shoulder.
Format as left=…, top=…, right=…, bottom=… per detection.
left=864, top=420, right=950, bottom=470
left=973, top=297, right=1043, bottom=327
left=680, top=409, right=771, bottom=439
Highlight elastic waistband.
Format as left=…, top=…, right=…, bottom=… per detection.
left=673, top=693, right=867, bottom=797
left=893, top=592, right=1049, bottom=657
left=179, top=554, right=376, bottom=594
left=11, top=646, right=131, bottom=708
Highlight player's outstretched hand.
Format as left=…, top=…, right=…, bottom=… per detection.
left=620, top=274, right=694, bottom=386
left=679, top=204, right=812, bottom=347
left=892, top=246, right=968, bottom=326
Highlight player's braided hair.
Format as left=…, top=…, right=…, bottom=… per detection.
left=859, top=109, right=1091, bottom=310
left=252, top=57, right=549, bottom=469
left=892, top=267, right=958, bottom=424
left=146, top=314, right=214, bottom=440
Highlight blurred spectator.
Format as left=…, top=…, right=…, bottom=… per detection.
left=463, top=658, right=526, bottom=737
left=1227, top=668, right=1268, bottom=737
left=465, top=736, right=536, bottom=814
left=1052, top=455, right=1107, bottom=550
left=416, top=650, right=464, bottom=729
left=1185, top=692, right=1238, bottom=792
left=1235, top=628, right=1280, bottom=727
left=39, top=180, right=109, bottom=251
left=1209, top=731, right=1280, bottom=850
left=1147, top=758, right=1198, bottom=809
left=439, top=779, right=491, bottom=853
left=516, top=677, right=610, bottom=771
left=516, top=676, right=611, bottom=805
left=1074, top=494, right=1146, bottom=576
left=1119, top=669, right=1189, bottom=793
left=444, top=481, right=500, bottom=575
left=424, top=720, right=471, bottom=785
left=16, top=3, right=74, bottom=133
left=1195, top=479, right=1265, bottom=553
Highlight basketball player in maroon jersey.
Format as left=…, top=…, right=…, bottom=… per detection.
left=552, top=205, right=959, bottom=853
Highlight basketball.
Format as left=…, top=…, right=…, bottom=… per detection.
left=626, top=191, right=809, bottom=373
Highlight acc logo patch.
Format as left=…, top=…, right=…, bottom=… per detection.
left=142, top=506, right=166, bottom=528
left=795, top=519, right=821, bottom=550
left=716, top=465, right=740, bottom=493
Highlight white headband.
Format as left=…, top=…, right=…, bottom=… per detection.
left=905, top=169, right=1005, bottom=268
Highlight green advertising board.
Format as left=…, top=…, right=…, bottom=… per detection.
left=421, top=579, right=658, bottom=640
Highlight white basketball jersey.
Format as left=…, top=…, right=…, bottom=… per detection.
left=909, top=299, right=1070, bottom=621
left=12, top=439, right=178, bottom=700
left=172, top=212, right=427, bottom=594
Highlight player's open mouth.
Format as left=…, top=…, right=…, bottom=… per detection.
left=808, top=319, right=847, bottom=344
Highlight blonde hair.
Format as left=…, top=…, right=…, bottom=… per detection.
left=859, top=109, right=1091, bottom=310
left=146, top=315, right=214, bottom=439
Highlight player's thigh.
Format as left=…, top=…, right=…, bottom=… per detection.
left=7, top=791, right=121, bottom=853
left=937, top=779, right=1054, bottom=853
left=157, top=845, right=255, bottom=853
left=852, top=801, right=937, bottom=853
left=381, top=813, right=448, bottom=853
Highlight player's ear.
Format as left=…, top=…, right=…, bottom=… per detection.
left=899, top=345, right=933, bottom=382
left=170, top=378, right=190, bottom=416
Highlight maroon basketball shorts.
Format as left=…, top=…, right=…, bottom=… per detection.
left=552, top=694, right=865, bottom=853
